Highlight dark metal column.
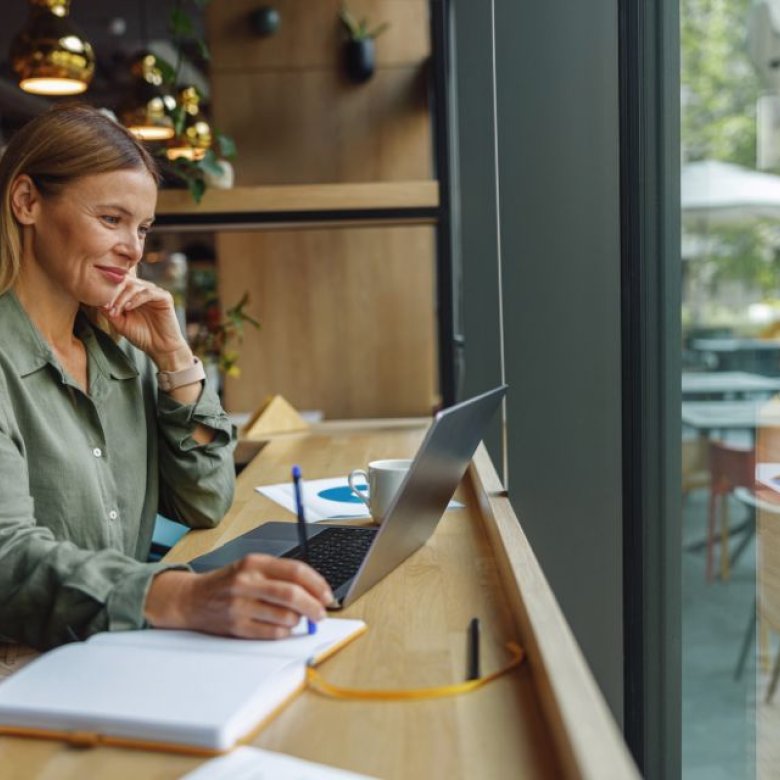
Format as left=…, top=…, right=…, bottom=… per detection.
left=430, top=0, right=456, bottom=408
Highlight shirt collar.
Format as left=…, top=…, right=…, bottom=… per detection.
left=75, top=315, right=139, bottom=381
left=0, top=291, right=139, bottom=381
left=0, top=290, right=56, bottom=377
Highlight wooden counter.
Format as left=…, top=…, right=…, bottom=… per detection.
left=0, top=420, right=638, bottom=779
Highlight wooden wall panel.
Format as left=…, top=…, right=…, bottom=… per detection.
left=211, top=69, right=431, bottom=184
left=218, top=227, right=438, bottom=418
left=207, top=0, right=436, bottom=418
left=208, top=0, right=430, bottom=72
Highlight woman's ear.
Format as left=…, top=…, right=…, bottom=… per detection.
left=9, top=175, right=40, bottom=226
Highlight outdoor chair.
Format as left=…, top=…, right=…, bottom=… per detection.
left=733, top=487, right=780, bottom=703
left=707, top=441, right=756, bottom=581
left=682, top=437, right=710, bottom=499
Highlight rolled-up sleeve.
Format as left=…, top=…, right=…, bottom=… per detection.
left=156, top=377, right=237, bottom=529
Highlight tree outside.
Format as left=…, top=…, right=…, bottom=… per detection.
left=682, top=0, right=780, bottom=334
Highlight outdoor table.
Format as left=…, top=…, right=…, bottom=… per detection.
left=681, top=400, right=780, bottom=439
left=680, top=402, right=780, bottom=570
left=690, top=339, right=780, bottom=375
left=682, top=371, right=780, bottom=399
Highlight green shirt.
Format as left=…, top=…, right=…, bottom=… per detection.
left=0, top=291, right=236, bottom=649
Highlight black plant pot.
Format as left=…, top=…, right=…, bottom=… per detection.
left=344, top=38, right=375, bottom=84
left=249, top=6, right=280, bottom=37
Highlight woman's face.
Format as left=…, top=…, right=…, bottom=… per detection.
left=20, top=168, right=157, bottom=308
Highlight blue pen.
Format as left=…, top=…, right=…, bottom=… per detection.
left=292, top=465, right=317, bottom=635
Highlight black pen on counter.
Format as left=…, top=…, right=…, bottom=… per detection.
left=466, top=617, right=481, bottom=680
left=291, top=465, right=316, bottom=635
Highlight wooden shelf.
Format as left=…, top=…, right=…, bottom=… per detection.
left=154, top=181, right=440, bottom=231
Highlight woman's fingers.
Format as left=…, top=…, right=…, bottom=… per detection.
left=240, top=577, right=326, bottom=622
left=97, top=271, right=179, bottom=354
left=224, top=598, right=304, bottom=639
left=235, top=623, right=293, bottom=640
left=243, top=599, right=305, bottom=628
left=229, top=556, right=332, bottom=622
left=208, top=555, right=333, bottom=632
left=109, top=284, right=169, bottom=315
left=145, top=555, right=334, bottom=640
left=238, top=554, right=333, bottom=603
left=110, top=289, right=157, bottom=316
left=106, top=275, right=141, bottom=308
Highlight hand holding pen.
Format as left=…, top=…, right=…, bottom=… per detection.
left=144, top=469, right=331, bottom=638
left=144, top=553, right=332, bottom=640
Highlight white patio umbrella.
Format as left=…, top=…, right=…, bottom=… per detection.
left=682, top=159, right=780, bottom=225
left=680, top=160, right=780, bottom=326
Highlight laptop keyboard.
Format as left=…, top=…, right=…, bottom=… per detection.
left=284, top=526, right=378, bottom=592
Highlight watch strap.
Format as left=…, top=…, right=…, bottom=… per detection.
left=157, top=356, right=206, bottom=392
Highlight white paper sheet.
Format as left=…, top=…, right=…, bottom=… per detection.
left=183, top=746, right=377, bottom=780
left=256, top=476, right=463, bottom=522
left=89, top=617, right=366, bottom=662
left=756, top=462, right=780, bottom=493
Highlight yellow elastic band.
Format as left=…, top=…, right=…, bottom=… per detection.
left=305, top=641, right=525, bottom=701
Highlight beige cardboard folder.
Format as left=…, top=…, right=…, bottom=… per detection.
left=242, top=395, right=309, bottom=440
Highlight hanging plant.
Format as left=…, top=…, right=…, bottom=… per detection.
left=339, top=5, right=390, bottom=84
left=156, top=0, right=237, bottom=203
left=162, top=133, right=236, bottom=203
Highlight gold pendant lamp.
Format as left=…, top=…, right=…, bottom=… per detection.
left=11, top=0, right=95, bottom=96
left=118, top=51, right=176, bottom=141
left=166, top=86, right=213, bottom=160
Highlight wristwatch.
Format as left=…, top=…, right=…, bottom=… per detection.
left=157, top=356, right=206, bottom=392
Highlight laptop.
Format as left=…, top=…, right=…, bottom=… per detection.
left=190, top=385, right=507, bottom=608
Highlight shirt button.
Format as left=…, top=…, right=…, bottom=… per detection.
left=93, top=447, right=102, bottom=458
left=108, top=510, right=118, bottom=520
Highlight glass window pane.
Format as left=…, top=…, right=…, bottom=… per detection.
left=681, top=0, right=780, bottom=775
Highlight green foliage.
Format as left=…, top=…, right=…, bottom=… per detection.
left=216, top=133, right=236, bottom=160
left=681, top=0, right=759, bottom=166
left=688, top=223, right=780, bottom=294
left=155, top=57, right=177, bottom=85
left=339, top=5, right=390, bottom=41
left=190, top=293, right=261, bottom=378
left=156, top=0, right=236, bottom=203
left=162, top=155, right=204, bottom=202
left=681, top=0, right=780, bottom=311
left=170, top=7, right=195, bottom=39
left=199, top=148, right=224, bottom=177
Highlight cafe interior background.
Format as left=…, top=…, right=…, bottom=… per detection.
left=0, top=0, right=441, bottom=424
left=7, top=0, right=780, bottom=777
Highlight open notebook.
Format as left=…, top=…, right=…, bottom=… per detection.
left=0, top=618, right=365, bottom=755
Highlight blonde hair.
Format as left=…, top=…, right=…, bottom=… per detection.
left=0, top=103, right=159, bottom=295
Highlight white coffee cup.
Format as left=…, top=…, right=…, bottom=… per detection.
left=348, top=458, right=412, bottom=523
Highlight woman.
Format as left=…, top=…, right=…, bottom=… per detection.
left=0, top=104, right=332, bottom=650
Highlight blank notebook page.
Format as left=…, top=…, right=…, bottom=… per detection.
left=0, top=644, right=302, bottom=750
